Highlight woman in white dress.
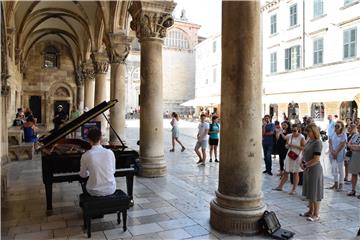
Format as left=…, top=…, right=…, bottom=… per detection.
left=169, top=112, right=186, bottom=152
left=273, top=124, right=306, bottom=194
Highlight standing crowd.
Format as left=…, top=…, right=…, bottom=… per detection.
left=262, top=113, right=360, bottom=222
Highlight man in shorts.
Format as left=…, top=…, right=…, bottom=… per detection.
left=195, top=114, right=209, bottom=166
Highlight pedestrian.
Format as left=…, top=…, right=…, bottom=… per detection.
left=276, top=121, right=291, bottom=176
left=327, top=115, right=336, bottom=138
left=194, top=114, right=209, bottom=166
left=169, top=112, right=186, bottom=152
left=23, top=116, right=38, bottom=143
left=345, top=124, right=356, bottom=182
left=327, top=121, right=347, bottom=191
left=272, top=121, right=280, bottom=160
left=209, top=115, right=220, bottom=163
left=70, top=105, right=81, bottom=138
left=53, top=105, right=68, bottom=130
left=273, top=124, right=305, bottom=194
left=262, top=114, right=275, bottom=175
left=301, top=123, right=323, bottom=222
left=347, top=125, right=360, bottom=198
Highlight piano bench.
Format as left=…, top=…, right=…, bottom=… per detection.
left=79, top=189, right=130, bottom=238
left=8, top=143, right=34, bottom=161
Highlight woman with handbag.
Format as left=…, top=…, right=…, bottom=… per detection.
left=273, top=124, right=305, bottom=194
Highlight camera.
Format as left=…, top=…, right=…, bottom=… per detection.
left=320, top=130, right=328, bottom=142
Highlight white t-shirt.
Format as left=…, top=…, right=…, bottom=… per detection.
left=198, top=122, right=210, bottom=141
left=330, top=132, right=347, bottom=161
left=79, top=145, right=116, bottom=196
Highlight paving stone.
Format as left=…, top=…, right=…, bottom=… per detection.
left=127, top=223, right=163, bottom=236
left=41, top=220, right=66, bottom=230
left=158, top=228, right=192, bottom=239
left=184, top=224, right=209, bottom=237
left=128, top=209, right=158, bottom=218
left=104, top=227, right=132, bottom=240
left=14, top=230, right=53, bottom=240
left=158, top=217, right=197, bottom=230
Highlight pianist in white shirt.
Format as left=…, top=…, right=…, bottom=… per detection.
left=79, top=128, right=116, bottom=196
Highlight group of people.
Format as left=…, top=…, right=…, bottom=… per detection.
left=169, top=112, right=220, bottom=166
left=262, top=113, right=360, bottom=222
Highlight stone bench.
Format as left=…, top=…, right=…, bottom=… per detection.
left=8, top=142, right=34, bottom=161
left=79, top=189, right=130, bottom=238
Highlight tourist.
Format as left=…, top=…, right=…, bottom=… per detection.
left=24, top=107, right=33, bottom=119
left=272, top=121, right=280, bottom=161
left=12, top=112, right=24, bottom=127
left=276, top=121, right=291, bottom=176
left=169, top=112, right=186, bottom=152
left=273, top=124, right=305, bottom=194
left=345, top=124, right=356, bottom=182
left=194, top=113, right=209, bottom=166
left=327, top=121, right=347, bottom=191
left=327, top=115, right=336, bottom=138
left=79, top=128, right=116, bottom=196
left=209, top=115, right=220, bottom=163
left=301, top=123, right=323, bottom=222
left=70, top=106, right=81, bottom=138
left=23, top=116, right=38, bottom=143
left=262, top=114, right=275, bottom=175
left=53, top=105, right=68, bottom=130
left=347, top=125, right=360, bottom=198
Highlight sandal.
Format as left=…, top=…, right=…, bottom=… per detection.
left=181, top=147, right=186, bottom=152
left=306, top=216, right=320, bottom=222
left=299, top=212, right=311, bottom=217
left=347, top=190, right=356, bottom=196
left=272, top=187, right=282, bottom=191
left=169, top=149, right=175, bottom=152
left=288, top=190, right=296, bottom=195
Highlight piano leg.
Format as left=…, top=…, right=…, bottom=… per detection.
left=125, top=175, right=134, bottom=207
left=45, top=183, right=53, bottom=210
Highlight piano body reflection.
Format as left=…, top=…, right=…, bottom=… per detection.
left=37, top=100, right=140, bottom=210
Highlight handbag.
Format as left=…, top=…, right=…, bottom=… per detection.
left=287, top=136, right=299, bottom=160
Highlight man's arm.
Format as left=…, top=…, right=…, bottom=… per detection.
left=263, top=124, right=275, bottom=136
left=79, top=155, right=89, bottom=178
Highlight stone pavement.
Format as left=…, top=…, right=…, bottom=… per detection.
left=1, top=119, right=360, bottom=240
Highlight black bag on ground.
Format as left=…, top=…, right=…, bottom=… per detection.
left=259, top=211, right=295, bottom=239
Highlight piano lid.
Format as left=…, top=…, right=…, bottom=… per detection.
left=38, top=100, right=118, bottom=149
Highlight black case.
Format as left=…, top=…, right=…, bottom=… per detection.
left=260, top=211, right=295, bottom=240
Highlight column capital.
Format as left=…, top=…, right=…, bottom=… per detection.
left=108, top=33, right=133, bottom=64
left=82, top=62, right=95, bottom=81
left=129, top=1, right=176, bottom=41
left=91, top=52, right=109, bottom=74
left=75, top=66, right=84, bottom=86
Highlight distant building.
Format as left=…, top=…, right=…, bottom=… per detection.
left=126, top=12, right=201, bottom=115
left=261, top=0, right=360, bottom=126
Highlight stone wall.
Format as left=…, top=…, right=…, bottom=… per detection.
left=23, top=41, right=77, bottom=128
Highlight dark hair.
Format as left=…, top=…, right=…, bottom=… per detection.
left=274, top=120, right=280, bottom=126
left=16, top=113, right=20, bottom=118
left=172, top=112, right=178, bottom=118
left=212, top=115, right=219, bottom=121
left=200, top=113, right=206, bottom=118
left=88, top=128, right=102, bottom=143
left=17, top=108, right=23, bottom=112
left=334, top=115, right=338, bottom=118
left=26, top=116, right=35, bottom=123
left=264, top=114, right=271, bottom=118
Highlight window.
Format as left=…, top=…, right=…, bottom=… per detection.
left=313, top=0, right=323, bottom=17
left=270, top=14, right=277, bottom=34
left=285, top=45, right=301, bottom=70
left=311, top=103, right=325, bottom=120
left=213, top=41, right=217, bottom=53
left=313, top=38, right=323, bottom=65
left=213, top=68, right=217, bottom=83
left=288, top=103, right=299, bottom=121
left=43, top=45, right=58, bottom=68
left=289, top=4, right=297, bottom=27
left=344, top=0, right=353, bottom=6
left=165, top=30, right=190, bottom=49
left=343, top=27, right=357, bottom=59
left=270, top=52, right=277, bottom=73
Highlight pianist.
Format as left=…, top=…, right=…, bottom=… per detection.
left=79, top=128, right=116, bottom=196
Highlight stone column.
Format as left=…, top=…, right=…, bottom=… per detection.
left=77, top=84, right=84, bottom=112
left=92, top=52, right=109, bottom=135
left=129, top=1, right=176, bottom=177
left=82, top=63, right=95, bottom=109
left=108, top=33, right=133, bottom=144
left=210, top=1, right=266, bottom=235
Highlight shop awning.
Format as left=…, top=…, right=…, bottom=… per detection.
left=181, top=96, right=221, bottom=107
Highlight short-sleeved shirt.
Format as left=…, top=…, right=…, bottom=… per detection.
left=330, top=133, right=347, bottom=161
left=262, top=123, right=275, bottom=145
left=198, top=122, right=210, bottom=141
left=327, top=120, right=335, bottom=138
left=303, top=139, right=323, bottom=162
left=209, top=123, right=220, bottom=139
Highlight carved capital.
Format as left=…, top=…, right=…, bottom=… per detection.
left=82, top=62, right=95, bottom=81
left=108, top=33, right=133, bottom=64
left=91, top=52, right=109, bottom=74
left=75, top=66, right=84, bottom=85
left=129, top=1, right=176, bottom=41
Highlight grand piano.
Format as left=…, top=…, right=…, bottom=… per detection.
left=37, top=100, right=140, bottom=211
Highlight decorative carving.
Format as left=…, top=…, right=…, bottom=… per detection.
left=1, top=4, right=10, bottom=96
left=82, top=62, right=95, bottom=81
left=108, top=33, right=133, bottom=64
left=129, top=1, right=176, bottom=41
left=91, top=52, right=109, bottom=74
left=75, top=66, right=84, bottom=85
left=55, top=87, right=70, bottom=97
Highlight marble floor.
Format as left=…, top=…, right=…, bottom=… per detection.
left=1, top=120, right=360, bottom=240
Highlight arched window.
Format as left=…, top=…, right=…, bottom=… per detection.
left=43, top=45, right=58, bottom=68
left=165, top=30, right=190, bottom=49
left=311, top=102, right=324, bottom=120
left=340, top=101, right=358, bottom=121
left=288, top=102, right=299, bottom=121
left=269, top=104, right=278, bottom=120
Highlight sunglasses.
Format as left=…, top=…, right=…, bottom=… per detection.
left=335, top=125, right=341, bottom=128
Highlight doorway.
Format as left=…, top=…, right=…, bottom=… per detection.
left=29, top=96, right=42, bottom=123
left=54, top=100, right=70, bottom=118
left=340, top=101, right=358, bottom=121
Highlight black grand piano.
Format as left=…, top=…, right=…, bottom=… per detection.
left=37, top=100, right=139, bottom=211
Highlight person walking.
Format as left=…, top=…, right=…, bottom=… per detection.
left=262, top=115, right=275, bottom=175
left=345, top=124, right=356, bottom=182
left=347, top=125, right=360, bottom=198
left=273, top=124, right=305, bottom=194
left=194, top=114, right=209, bottom=166
left=169, top=112, right=186, bottom=152
left=327, top=121, right=347, bottom=191
left=276, top=121, right=291, bottom=176
left=209, top=115, right=220, bottom=163
left=301, top=123, right=323, bottom=222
